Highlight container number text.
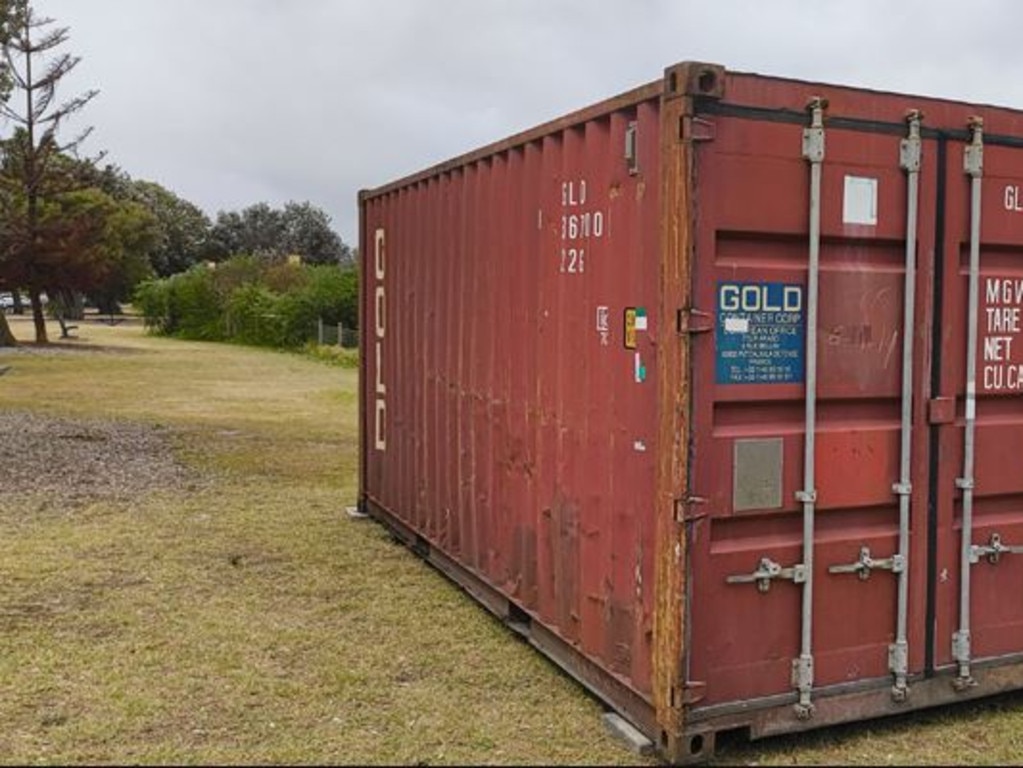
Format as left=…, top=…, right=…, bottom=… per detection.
left=558, top=179, right=605, bottom=275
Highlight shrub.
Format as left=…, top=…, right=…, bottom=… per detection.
left=300, top=341, right=360, bottom=369
left=263, top=261, right=309, bottom=294
left=134, top=278, right=172, bottom=333
left=134, top=260, right=359, bottom=354
left=225, top=283, right=286, bottom=347
left=211, top=254, right=264, bottom=297
left=165, top=266, right=225, bottom=341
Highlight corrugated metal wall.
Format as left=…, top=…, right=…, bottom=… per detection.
left=361, top=89, right=664, bottom=697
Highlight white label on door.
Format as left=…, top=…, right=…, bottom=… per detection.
left=724, top=316, right=750, bottom=334
left=843, top=176, right=878, bottom=226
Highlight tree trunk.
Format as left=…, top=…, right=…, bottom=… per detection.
left=12, top=291, right=25, bottom=315
left=29, top=289, right=48, bottom=344
left=71, top=291, right=85, bottom=321
left=53, top=289, right=85, bottom=321
left=0, top=312, right=17, bottom=347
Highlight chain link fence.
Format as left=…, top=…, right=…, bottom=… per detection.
left=314, top=318, right=359, bottom=348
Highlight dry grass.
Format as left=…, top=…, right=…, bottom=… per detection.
left=0, top=317, right=641, bottom=766
left=4, top=316, right=1023, bottom=765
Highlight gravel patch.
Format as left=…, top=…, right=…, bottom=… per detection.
left=0, top=411, right=207, bottom=505
left=0, top=342, right=142, bottom=357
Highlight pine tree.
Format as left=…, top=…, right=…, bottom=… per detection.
left=0, top=0, right=99, bottom=343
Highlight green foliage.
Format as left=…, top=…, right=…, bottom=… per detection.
left=207, top=201, right=350, bottom=265
left=300, top=341, right=360, bottom=369
left=0, top=146, right=159, bottom=304
left=225, top=282, right=284, bottom=347
left=128, top=178, right=212, bottom=276
left=166, top=268, right=225, bottom=341
left=0, top=2, right=20, bottom=103
left=73, top=165, right=213, bottom=278
left=134, top=265, right=224, bottom=341
left=275, top=266, right=358, bottom=347
left=263, top=261, right=308, bottom=294
left=135, top=256, right=359, bottom=351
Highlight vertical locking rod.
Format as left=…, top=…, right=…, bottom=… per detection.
left=794, top=97, right=826, bottom=719
left=953, top=116, right=984, bottom=690
left=891, top=111, right=922, bottom=701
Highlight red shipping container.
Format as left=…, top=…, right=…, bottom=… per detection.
left=358, top=61, right=1023, bottom=762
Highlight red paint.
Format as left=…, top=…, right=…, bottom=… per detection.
left=360, top=63, right=1023, bottom=759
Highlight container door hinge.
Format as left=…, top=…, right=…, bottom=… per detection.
left=677, top=308, right=714, bottom=335
left=675, top=496, right=708, bottom=523
left=682, top=680, right=706, bottom=705
left=791, top=655, right=816, bottom=720
left=683, top=116, right=716, bottom=143
left=951, top=629, right=975, bottom=690
left=726, top=557, right=807, bottom=593
left=888, top=640, right=910, bottom=702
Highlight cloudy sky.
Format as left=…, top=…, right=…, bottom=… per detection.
left=20, top=0, right=1023, bottom=246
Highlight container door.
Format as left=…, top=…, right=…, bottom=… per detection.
left=685, top=106, right=936, bottom=708
left=932, top=125, right=1023, bottom=683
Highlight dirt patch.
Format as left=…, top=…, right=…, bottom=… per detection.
left=0, top=411, right=207, bottom=505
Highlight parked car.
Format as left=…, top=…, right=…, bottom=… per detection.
left=0, top=293, right=14, bottom=311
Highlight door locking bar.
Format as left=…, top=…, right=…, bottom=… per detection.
left=726, top=557, right=807, bottom=593
left=888, top=109, right=923, bottom=705
left=954, top=115, right=985, bottom=692
left=788, top=96, right=828, bottom=721
left=970, top=532, right=1023, bottom=565
left=828, top=546, right=906, bottom=581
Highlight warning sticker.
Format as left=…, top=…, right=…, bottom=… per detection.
left=624, top=307, right=647, bottom=350
left=716, top=282, right=805, bottom=385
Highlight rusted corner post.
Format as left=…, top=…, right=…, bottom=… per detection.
left=653, top=61, right=723, bottom=764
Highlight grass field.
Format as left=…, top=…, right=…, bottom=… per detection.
left=2, top=316, right=1023, bottom=765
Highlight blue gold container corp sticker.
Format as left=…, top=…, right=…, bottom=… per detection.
left=716, top=282, right=805, bottom=385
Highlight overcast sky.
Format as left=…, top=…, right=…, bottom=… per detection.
left=19, top=0, right=1023, bottom=246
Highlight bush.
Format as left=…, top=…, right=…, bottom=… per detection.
left=134, top=278, right=172, bottom=334
left=225, top=283, right=286, bottom=347
left=166, top=267, right=225, bottom=341
left=135, top=265, right=224, bottom=339
left=300, top=341, right=360, bottom=369
left=134, top=257, right=359, bottom=354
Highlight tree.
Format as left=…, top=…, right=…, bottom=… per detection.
left=129, top=179, right=210, bottom=276
left=207, top=201, right=351, bottom=266
left=0, top=0, right=99, bottom=343
left=73, top=163, right=212, bottom=278
left=281, top=201, right=350, bottom=266
left=0, top=0, right=18, bottom=100
left=27, top=181, right=160, bottom=315
left=1, top=144, right=156, bottom=302
left=207, top=203, right=285, bottom=262
left=0, top=0, right=23, bottom=345
left=205, top=209, right=244, bottom=262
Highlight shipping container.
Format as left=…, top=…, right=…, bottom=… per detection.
left=357, top=60, right=1023, bottom=763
